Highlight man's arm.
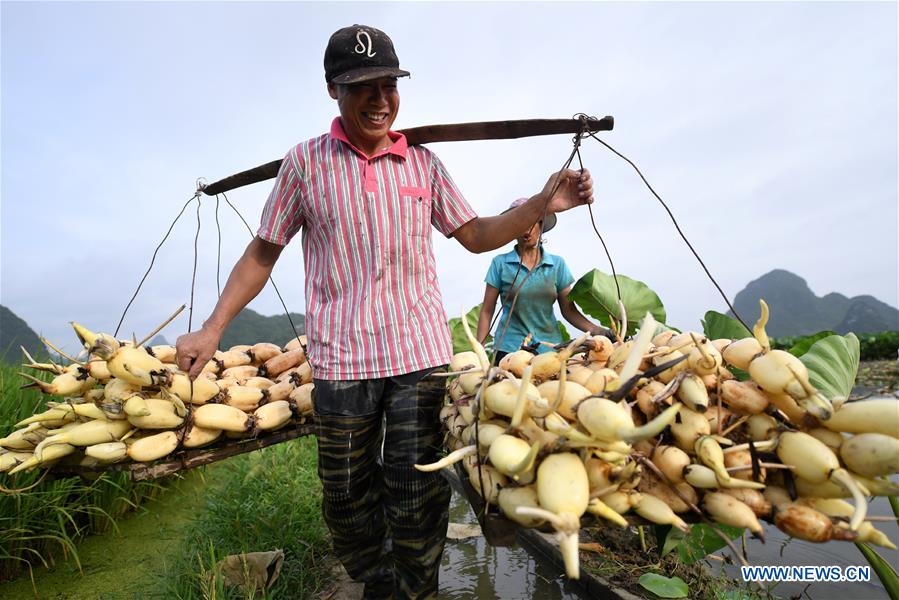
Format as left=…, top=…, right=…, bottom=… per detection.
left=453, top=168, right=593, bottom=253
left=176, top=236, right=285, bottom=378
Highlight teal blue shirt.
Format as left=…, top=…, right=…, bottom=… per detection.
left=486, top=246, right=575, bottom=354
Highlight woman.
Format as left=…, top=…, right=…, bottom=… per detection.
left=476, top=198, right=608, bottom=362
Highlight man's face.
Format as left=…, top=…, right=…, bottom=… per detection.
left=328, top=77, right=399, bottom=153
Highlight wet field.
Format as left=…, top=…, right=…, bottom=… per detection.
left=440, top=490, right=587, bottom=599
left=719, top=494, right=898, bottom=600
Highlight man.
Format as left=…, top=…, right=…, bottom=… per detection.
left=176, top=24, right=594, bottom=599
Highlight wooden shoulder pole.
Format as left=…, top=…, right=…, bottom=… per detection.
left=201, top=116, right=614, bottom=196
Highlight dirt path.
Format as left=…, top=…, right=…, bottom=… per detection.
left=0, top=470, right=208, bottom=599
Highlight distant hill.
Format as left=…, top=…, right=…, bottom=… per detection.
left=0, top=305, right=45, bottom=364
left=219, top=308, right=305, bottom=349
left=836, top=296, right=899, bottom=333
left=148, top=335, right=170, bottom=346
left=0, top=306, right=304, bottom=365
left=729, top=270, right=899, bottom=337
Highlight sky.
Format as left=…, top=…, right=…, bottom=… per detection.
left=2, top=1, right=897, bottom=354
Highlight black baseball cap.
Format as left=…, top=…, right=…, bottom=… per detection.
left=324, top=25, right=411, bottom=85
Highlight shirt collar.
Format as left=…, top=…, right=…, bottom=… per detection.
left=330, top=117, right=408, bottom=160
left=501, top=246, right=555, bottom=267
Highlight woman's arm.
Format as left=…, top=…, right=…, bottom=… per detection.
left=558, top=285, right=605, bottom=335
left=476, top=285, right=501, bottom=343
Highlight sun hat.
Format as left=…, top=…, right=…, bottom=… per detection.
left=324, top=25, right=411, bottom=84
left=502, top=197, right=557, bottom=233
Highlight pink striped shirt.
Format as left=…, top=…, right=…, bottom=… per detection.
left=257, top=117, right=478, bottom=380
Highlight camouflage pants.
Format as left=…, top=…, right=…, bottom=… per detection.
left=313, top=367, right=451, bottom=600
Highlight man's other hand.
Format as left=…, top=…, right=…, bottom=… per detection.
left=543, top=168, right=594, bottom=214
left=176, top=326, right=221, bottom=380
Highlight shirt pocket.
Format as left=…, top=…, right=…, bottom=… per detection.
left=398, top=186, right=432, bottom=237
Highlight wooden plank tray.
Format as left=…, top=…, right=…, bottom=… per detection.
left=50, top=421, right=315, bottom=482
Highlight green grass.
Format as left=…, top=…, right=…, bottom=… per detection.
left=0, top=362, right=166, bottom=582
left=166, top=436, right=331, bottom=599
left=0, top=469, right=205, bottom=599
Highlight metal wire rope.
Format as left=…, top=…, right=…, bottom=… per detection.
left=568, top=115, right=623, bottom=307
left=582, top=127, right=749, bottom=332
left=214, top=196, right=223, bottom=298
left=487, top=121, right=591, bottom=362
left=114, top=193, right=199, bottom=338
left=188, top=196, right=203, bottom=332
left=472, top=121, right=591, bottom=514
left=219, top=192, right=304, bottom=345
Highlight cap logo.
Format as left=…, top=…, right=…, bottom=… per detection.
left=354, top=30, right=376, bottom=57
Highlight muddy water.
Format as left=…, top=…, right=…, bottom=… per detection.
left=439, top=460, right=898, bottom=599
left=440, top=491, right=586, bottom=599
left=711, top=495, right=898, bottom=600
